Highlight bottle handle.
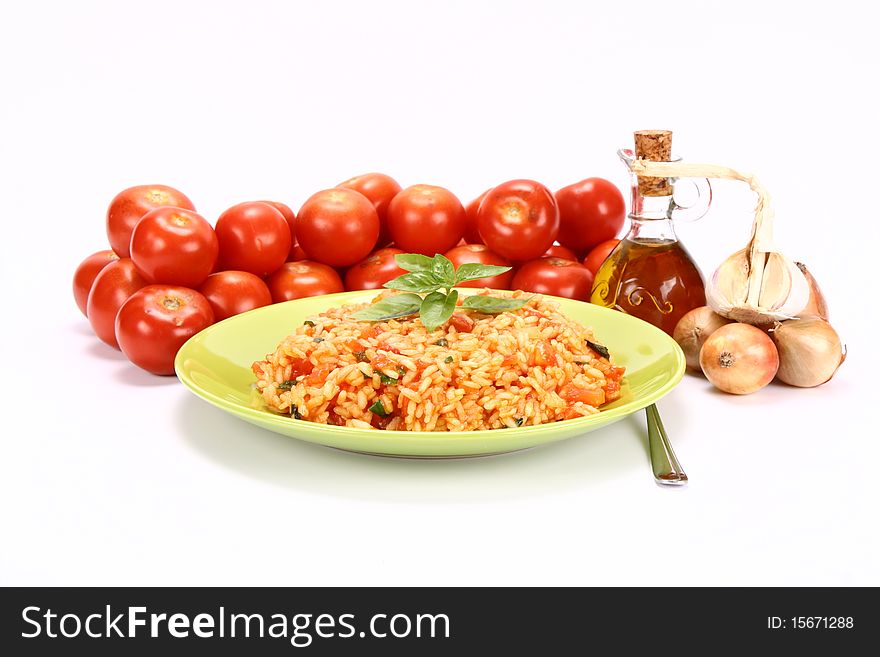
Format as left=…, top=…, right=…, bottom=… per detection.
left=671, top=176, right=712, bottom=223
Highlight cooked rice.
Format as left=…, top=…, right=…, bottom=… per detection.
left=252, top=290, right=625, bottom=432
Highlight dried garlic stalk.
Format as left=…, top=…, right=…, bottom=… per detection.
left=630, top=160, right=809, bottom=325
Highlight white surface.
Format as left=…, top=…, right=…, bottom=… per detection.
left=1, top=0, right=877, bottom=586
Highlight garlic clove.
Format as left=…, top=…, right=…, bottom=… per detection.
left=705, top=249, right=749, bottom=313
left=796, top=262, right=829, bottom=320
left=757, top=253, right=792, bottom=310
left=759, top=251, right=810, bottom=316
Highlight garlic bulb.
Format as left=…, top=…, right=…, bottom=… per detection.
left=706, top=247, right=810, bottom=325
left=629, top=159, right=810, bottom=326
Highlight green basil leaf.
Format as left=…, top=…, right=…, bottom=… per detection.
left=378, top=372, right=399, bottom=385
left=444, top=356, right=454, bottom=363
left=586, top=340, right=610, bottom=359
left=383, top=270, right=444, bottom=293
left=434, top=338, right=448, bottom=347
left=290, top=404, right=302, bottom=420
left=455, top=263, right=512, bottom=285
left=278, top=380, right=296, bottom=391
left=368, top=399, right=390, bottom=417
left=303, top=320, right=316, bottom=327
left=420, top=290, right=458, bottom=332
left=514, top=417, right=524, bottom=427
left=460, top=295, right=528, bottom=314
left=350, top=293, right=423, bottom=322
left=431, top=253, right=456, bottom=285
left=394, top=253, right=435, bottom=272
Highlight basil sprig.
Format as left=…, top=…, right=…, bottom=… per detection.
left=350, top=254, right=528, bottom=331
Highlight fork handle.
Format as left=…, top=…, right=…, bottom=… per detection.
left=646, top=404, right=688, bottom=486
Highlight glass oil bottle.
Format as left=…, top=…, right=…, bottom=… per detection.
left=590, top=130, right=712, bottom=335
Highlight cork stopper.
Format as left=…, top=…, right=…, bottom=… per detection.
left=634, top=129, right=673, bottom=196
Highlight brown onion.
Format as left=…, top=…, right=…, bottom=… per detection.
left=796, top=262, right=829, bottom=320
left=770, top=318, right=844, bottom=387
left=673, top=306, right=732, bottom=371
left=699, top=323, right=779, bottom=394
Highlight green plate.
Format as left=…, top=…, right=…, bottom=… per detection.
left=175, top=290, right=685, bottom=458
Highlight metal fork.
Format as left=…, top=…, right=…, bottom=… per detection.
left=645, top=404, right=688, bottom=486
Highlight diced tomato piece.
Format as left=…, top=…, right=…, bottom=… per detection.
left=303, top=363, right=334, bottom=386
left=563, top=408, right=583, bottom=420
left=560, top=383, right=605, bottom=407
left=370, top=412, right=396, bottom=429
left=371, top=353, right=397, bottom=372
left=252, top=362, right=265, bottom=377
left=529, top=340, right=556, bottom=367
left=603, top=378, right=621, bottom=401
left=448, top=313, right=475, bottom=333
left=377, top=341, right=402, bottom=354
left=607, top=365, right=625, bottom=381
left=288, top=357, right=314, bottom=378
left=502, top=354, right=520, bottom=367
left=327, top=411, right=345, bottom=426
left=344, top=339, right=364, bottom=352
left=361, top=325, right=383, bottom=339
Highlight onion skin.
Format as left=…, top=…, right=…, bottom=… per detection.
left=771, top=318, right=843, bottom=387
left=673, top=306, right=732, bottom=371
left=699, top=323, right=779, bottom=394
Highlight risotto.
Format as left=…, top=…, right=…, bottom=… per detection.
left=252, top=291, right=625, bottom=431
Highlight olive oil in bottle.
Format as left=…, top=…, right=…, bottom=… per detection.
left=591, top=237, right=706, bottom=336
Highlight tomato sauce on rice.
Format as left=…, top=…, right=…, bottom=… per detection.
left=252, top=291, right=624, bottom=431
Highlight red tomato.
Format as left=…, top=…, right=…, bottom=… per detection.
left=86, top=258, right=149, bottom=348
left=543, top=244, right=579, bottom=261
left=288, top=244, right=309, bottom=261
left=477, top=180, right=559, bottom=261
left=338, top=173, right=402, bottom=248
left=198, top=270, right=272, bottom=321
left=115, top=285, right=214, bottom=375
left=266, top=261, right=344, bottom=302
left=444, top=244, right=513, bottom=289
left=215, top=201, right=291, bottom=277
left=344, top=247, right=406, bottom=291
left=387, top=185, right=466, bottom=256
left=258, top=200, right=298, bottom=259
left=511, top=257, right=594, bottom=301
left=555, top=177, right=626, bottom=253
left=130, top=207, right=218, bottom=287
left=296, top=189, right=379, bottom=267
left=463, top=189, right=490, bottom=244
left=582, top=239, right=621, bottom=275
left=73, top=250, right=119, bottom=316
left=106, top=185, right=195, bottom=257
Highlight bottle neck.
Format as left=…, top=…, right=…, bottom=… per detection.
left=628, top=183, right=678, bottom=242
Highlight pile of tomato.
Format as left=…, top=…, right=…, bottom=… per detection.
left=73, top=174, right=625, bottom=376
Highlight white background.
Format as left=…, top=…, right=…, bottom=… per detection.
left=1, top=0, right=877, bottom=586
